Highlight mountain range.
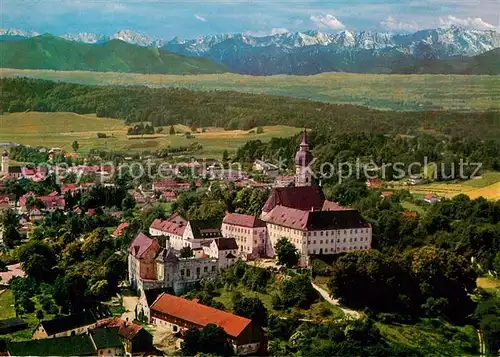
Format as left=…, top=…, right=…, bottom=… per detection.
left=0, top=34, right=227, bottom=74
left=1, top=26, right=499, bottom=75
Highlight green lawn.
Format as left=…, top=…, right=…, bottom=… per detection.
left=0, top=112, right=301, bottom=158
left=214, top=281, right=344, bottom=321
left=3, top=69, right=500, bottom=112
left=0, top=289, right=16, bottom=319
left=0, top=289, right=59, bottom=341
left=377, top=319, right=479, bottom=357
left=401, top=201, right=426, bottom=215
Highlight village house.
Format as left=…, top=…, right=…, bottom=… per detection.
left=7, top=331, right=123, bottom=357
left=0, top=194, right=15, bottom=210
left=150, top=293, right=265, bottom=355
left=424, top=192, right=441, bottom=204
left=96, top=317, right=154, bottom=355
left=32, top=307, right=111, bottom=339
left=253, top=159, right=279, bottom=178
left=111, top=222, right=129, bottom=238
left=128, top=232, right=218, bottom=293
left=221, top=213, right=268, bottom=259
left=19, top=192, right=65, bottom=213
left=202, top=238, right=239, bottom=269
left=149, top=213, right=221, bottom=251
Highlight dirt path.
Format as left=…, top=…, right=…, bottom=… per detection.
left=311, top=282, right=360, bottom=319
left=477, top=329, right=485, bottom=357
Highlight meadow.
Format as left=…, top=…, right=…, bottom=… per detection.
left=405, top=172, right=500, bottom=200
left=0, top=112, right=301, bottom=158
left=2, top=68, right=499, bottom=112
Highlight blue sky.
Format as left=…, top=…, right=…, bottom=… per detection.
left=2, top=0, right=499, bottom=39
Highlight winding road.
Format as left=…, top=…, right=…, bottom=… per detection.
left=311, top=282, right=360, bottom=319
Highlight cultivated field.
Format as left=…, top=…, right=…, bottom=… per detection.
left=395, top=172, right=500, bottom=200
left=2, top=68, right=500, bottom=111
left=0, top=112, right=301, bottom=157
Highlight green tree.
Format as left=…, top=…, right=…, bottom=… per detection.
left=2, top=225, right=21, bottom=248
left=181, top=324, right=232, bottom=356
left=275, top=237, right=299, bottom=268
left=169, top=125, right=175, bottom=135
left=222, top=149, right=229, bottom=163
left=36, top=310, right=44, bottom=321
left=72, top=140, right=79, bottom=153
left=233, top=296, right=268, bottom=326
left=179, top=246, right=194, bottom=258
left=18, top=241, right=57, bottom=282
left=256, top=126, right=264, bottom=134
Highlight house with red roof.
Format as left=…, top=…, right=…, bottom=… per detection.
left=221, top=213, right=268, bottom=259
left=128, top=232, right=218, bottom=292
left=150, top=293, right=265, bottom=355
left=149, top=213, right=222, bottom=251
left=263, top=205, right=372, bottom=265
left=96, top=317, right=154, bottom=355
left=162, top=191, right=177, bottom=202
left=112, top=222, right=129, bottom=238
left=19, top=192, right=65, bottom=213
left=202, top=238, right=239, bottom=269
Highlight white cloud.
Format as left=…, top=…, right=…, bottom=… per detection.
left=439, top=15, right=497, bottom=30
left=310, top=14, right=345, bottom=30
left=270, top=27, right=289, bottom=35
left=380, top=16, right=419, bottom=32
left=194, top=14, right=207, bottom=22
left=243, top=28, right=289, bottom=37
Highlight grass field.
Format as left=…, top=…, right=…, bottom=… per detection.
left=0, top=112, right=301, bottom=158
left=2, top=68, right=500, bottom=112
left=377, top=319, right=479, bottom=356
left=0, top=289, right=16, bottom=319
left=391, top=172, right=500, bottom=200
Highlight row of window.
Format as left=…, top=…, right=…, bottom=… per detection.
left=309, top=246, right=369, bottom=254
left=225, top=226, right=253, bottom=234
left=307, top=228, right=370, bottom=236
left=180, top=266, right=216, bottom=276
left=308, top=237, right=370, bottom=245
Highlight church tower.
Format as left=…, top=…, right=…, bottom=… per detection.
left=294, top=129, right=313, bottom=187
left=1, top=151, right=8, bottom=175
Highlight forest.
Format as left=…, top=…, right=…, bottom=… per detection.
left=1, top=77, right=500, bottom=140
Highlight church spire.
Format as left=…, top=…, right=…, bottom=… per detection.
left=294, top=128, right=313, bottom=187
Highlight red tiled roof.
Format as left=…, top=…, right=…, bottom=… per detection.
left=402, top=210, right=418, bottom=218
left=128, top=233, right=160, bottom=259
left=150, top=213, right=188, bottom=236
left=264, top=205, right=371, bottom=231
left=0, top=263, right=25, bottom=283
left=151, top=293, right=251, bottom=338
left=97, top=317, right=142, bottom=340
left=223, top=213, right=266, bottom=228
left=380, top=191, right=394, bottom=198
left=112, top=222, right=129, bottom=237
left=62, top=184, right=78, bottom=193
left=322, top=200, right=351, bottom=211
left=262, top=186, right=325, bottom=213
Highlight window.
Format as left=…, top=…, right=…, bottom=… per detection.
left=180, top=269, right=184, bottom=276
left=326, top=231, right=329, bottom=236
left=354, top=238, right=357, bottom=242
left=313, top=232, right=317, bottom=236
left=325, top=240, right=328, bottom=244
left=196, top=267, right=200, bottom=274
left=186, top=269, right=190, bottom=277
left=320, top=232, right=323, bottom=236
left=313, top=240, right=316, bottom=244
left=212, top=266, right=216, bottom=271
left=355, top=229, right=358, bottom=234
left=320, top=240, right=323, bottom=244
left=337, top=239, right=340, bottom=243
left=204, top=266, right=208, bottom=272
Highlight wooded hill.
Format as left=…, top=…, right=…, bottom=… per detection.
left=1, top=77, right=499, bottom=140
left=0, top=34, right=227, bottom=74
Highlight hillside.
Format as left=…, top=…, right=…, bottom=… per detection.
left=1, top=68, right=499, bottom=112
left=1, top=77, right=499, bottom=140
left=0, top=34, right=227, bottom=74
left=397, top=48, right=500, bottom=75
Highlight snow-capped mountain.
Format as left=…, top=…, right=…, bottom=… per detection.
left=62, top=30, right=164, bottom=47
left=2, top=26, right=499, bottom=74
left=0, top=28, right=39, bottom=38
left=161, top=26, right=500, bottom=74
